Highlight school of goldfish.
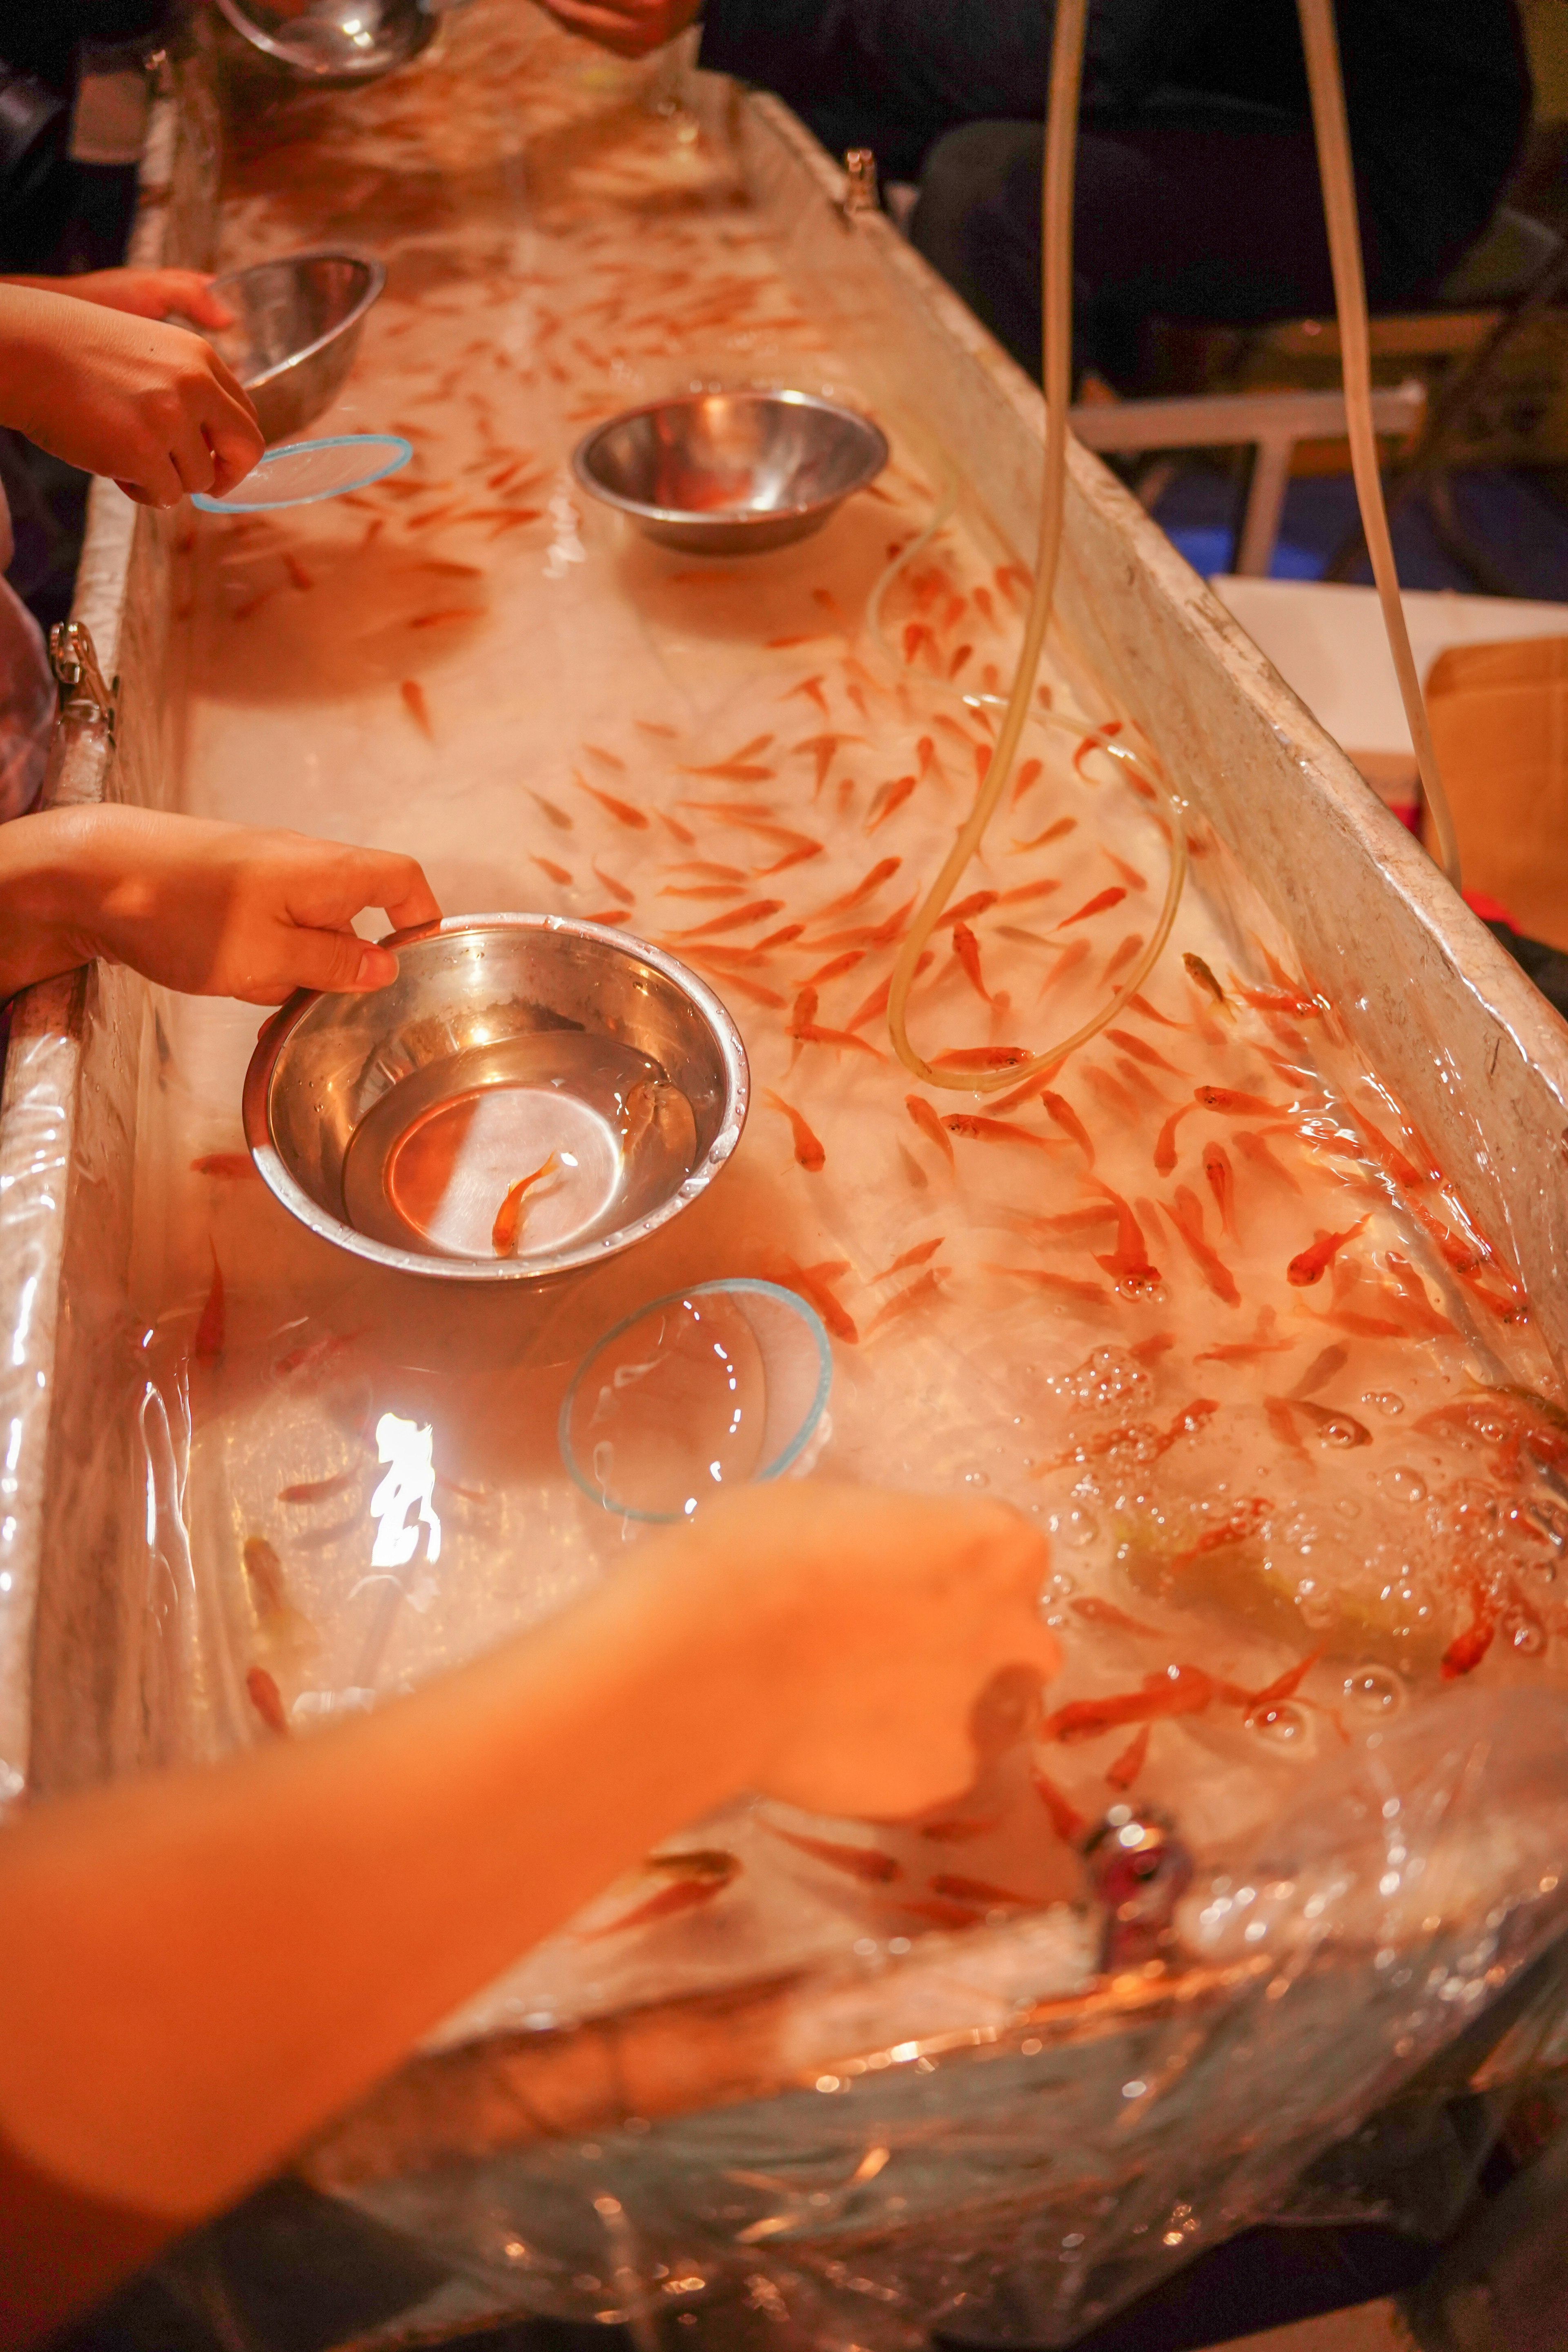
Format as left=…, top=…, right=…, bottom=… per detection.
left=120, top=4, right=1568, bottom=1998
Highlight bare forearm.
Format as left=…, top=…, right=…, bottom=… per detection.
left=0, top=1540, right=759, bottom=2221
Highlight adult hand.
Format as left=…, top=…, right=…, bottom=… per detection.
left=0, top=806, right=442, bottom=1005
left=535, top=0, right=702, bottom=60
left=656, top=1484, right=1059, bottom=1821
left=0, top=283, right=263, bottom=507
left=4, top=269, right=238, bottom=331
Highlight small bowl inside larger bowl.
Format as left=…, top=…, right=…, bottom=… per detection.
left=572, top=389, right=890, bottom=555
left=243, top=916, right=748, bottom=1283
left=209, top=251, right=385, bottom=445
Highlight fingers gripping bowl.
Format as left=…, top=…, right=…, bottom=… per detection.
left=243, top=917, right=748, bottom=1282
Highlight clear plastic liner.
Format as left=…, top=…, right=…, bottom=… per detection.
left=10, top=12, right=1568, bottom=2347
left=130, top=1689, right=1565, bottom=2350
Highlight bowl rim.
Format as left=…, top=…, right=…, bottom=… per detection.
left=209, top=247, right=388, bottom=392
left=214, top=0, right=435, bottom=82
left=242, top=913, right=751, bottom=1283
left=570, top=386, right=890, bottom=532
left=557, top=1277, right=833, bottom=1522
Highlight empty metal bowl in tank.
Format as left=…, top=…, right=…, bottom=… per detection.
left=209, top=252, right=385, bottom=445
left=215, top=0, right=436, bottom=87
left=572, top=390, right=890, bottom=554
left=243, top=915, right=749, bottom=1283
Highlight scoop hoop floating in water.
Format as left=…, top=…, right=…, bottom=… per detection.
left=190, top=432, right=413, bottom=512
left=559, top=1278, right=833, bottom=1523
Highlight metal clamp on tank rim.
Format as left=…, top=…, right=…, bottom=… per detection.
left=841, top=147, right=878, bottom=220
left=48, top=621, right=118, bottom=745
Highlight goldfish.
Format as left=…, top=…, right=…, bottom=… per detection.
left=191, top=1153, right=256, bottom=1180
left=951, top=922, right=990, bottom=1003
left=764, top=1090, right=826, bottom=1172
left=1059, top=886, right=1127, bottom=929
left=1153, top=1103, right=1194, bottom=1176
left=864, top=1267, right=946, bottom=1335
left=1182, top=953, right=1225, bottom=1007
left=1040, top=1091, right=1095, bottom=1165
left=987, top=1265, right=1109, bottom=1307
left=492, top=1156, right=558, bottom=1256
left=1167, top=1497, right=1272, bottom=1572
left=1195, top=1086, right=1282, bottom=1117
left=1168, top=1187, right=1240, bottom=1307
left=1106, top=1724, right=1150, bottom=1790
left=1032, top=1768, right=1086, bottom=1844
left=1042, top=1664, right=1214, bottom=1743
left=1234, top=1128, right=1301, bottom=1195
left=1093, top=1190, right=1161, bottom=1291
left=1202, top=1143, right=1237, bottom=1237
left=278, top=1470, right=358, bottom=1506
left=905, top=1095, right=955, bottom=1167
left=1286, top=1217, right=1369, bottom=1287
left=585, top=1850, right=741, bottom=1938
left=877, top=1237, right=944, bottom=1279
left=944, top=1115, right=1053, bottom=1152
left=866, top=774, right=917, bottom=831
left=246, top=1665, right=289, bottom=1737
left=773, top=1257, right=858, bottom=1344
left=1441, top=1592, right=1496, bottom=1680
left=929, top=1872, right=1035, bottom=1908
left=767, top=1825, right=900, bottom=1882
left=574, top=774, right=649, bottom=829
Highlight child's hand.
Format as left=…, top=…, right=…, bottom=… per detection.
left=646, top=1485, right=1059, bottom=1822
left=536, top=0, right=702, bottom=58
left=0, top=806, right=441, bottom=1005
left=3, top=269, right=238, bottom=331
left=0, top=283, right=262, bottom=507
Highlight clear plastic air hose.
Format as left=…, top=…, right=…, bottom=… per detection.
left=885, top=0, right=1188, bottom=1093
left=1295, top=0, right=1461, bottom=889
left=885, top=0, right=1460, bottom=1093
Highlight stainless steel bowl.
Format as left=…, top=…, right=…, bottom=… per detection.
left=572, top=389, right=890, bottom=555
left=209, top=252, right=385, bottom=445
left=215, top=0, right=436, bottom=88
left=243, top=916, right=749, bottom=1283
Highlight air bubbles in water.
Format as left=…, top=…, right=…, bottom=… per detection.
left=1052, top=1506, right=1100, bottom=1549
left=1251, top=1702, right=1309, bottom=1747
left=1363, top=1392, right=1405, bottom=1416
left=1383, top=1466, right=1427, bottom=1505
left=1344, top=1664, right=1403, bottom=1716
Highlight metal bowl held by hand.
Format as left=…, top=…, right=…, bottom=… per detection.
left=209, top=252, right=385, bottom=445
left=243, top=916, right=748, bottom=1283
left=214, top=0, right=436, bottom=87
left=572, top=390, right=890, bottom=555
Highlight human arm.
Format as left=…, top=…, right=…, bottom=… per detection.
left=0, top=268, right=236, bottom=330
left=0, top=281, right=262, bottom=506
left=0, top=1483, right=1056, bottom=2339
left=533, top=0, right=701, bottom=59
left=0, top=804, right=442, bottom=1004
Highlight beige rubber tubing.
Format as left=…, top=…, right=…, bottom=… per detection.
left=885, top=0, right=1187, bottom=1093
left=886, top=0, right=1461, bottom=1093
left=1295, top=0, right=1461, bottom=890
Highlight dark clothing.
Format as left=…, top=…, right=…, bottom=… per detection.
left=0, top=2, right=165, bottom=96
left=701, top=0, right=1531, bottom=383
left=911, top=111, right=1357, bottom=385
left=0, top=3, right=167, bottom=624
